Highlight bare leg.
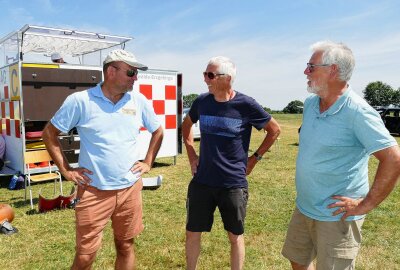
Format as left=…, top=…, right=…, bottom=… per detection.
left=186, top=231, right=202, bottom=270
left=227, top=232, right=245, bottom=270
left=114, top=238, right=135, bottom=270
left=71, top=252, right=97, bottom=270
left=290, top=260, right=315, bottom=270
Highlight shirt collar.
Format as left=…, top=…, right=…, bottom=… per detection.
left=92, top=82, right=132, bottom=103
left=312, top=85, right=352, bottom=117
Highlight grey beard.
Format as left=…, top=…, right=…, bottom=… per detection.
left=307, top=83, right=327, bottom=95
left=307, top=85, right=320, bottom=94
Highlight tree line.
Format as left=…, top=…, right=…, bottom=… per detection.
left=182, top=81, right=400, bottom=114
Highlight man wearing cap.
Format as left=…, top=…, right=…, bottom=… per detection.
left=43, top=49, right=163, bottom=269
left=51, top=52, right=66, bottom=63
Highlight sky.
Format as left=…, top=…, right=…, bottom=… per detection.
left=1, top=0, right=400, bottom=110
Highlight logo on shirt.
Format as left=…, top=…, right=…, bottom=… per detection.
left=200, top=115, right=242, bottom=137
left=121, top=108, right=136, bottom=116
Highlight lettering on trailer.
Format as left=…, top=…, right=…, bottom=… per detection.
left=10, top=65, right=20, bottom=99
left=138, top=74, right=174, bottom=82
left=0, top=69, right=7, bottom=85
left=0, top=68, right=8, bottom=100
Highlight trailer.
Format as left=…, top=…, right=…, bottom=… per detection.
left=0, top=25, right=182, bottom=187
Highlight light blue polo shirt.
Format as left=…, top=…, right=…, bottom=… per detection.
left=51, top=83, right=160, bottom=190
left=296, top=86, right=397, bottom=221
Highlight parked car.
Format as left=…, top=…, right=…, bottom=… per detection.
left=373, top=106, right=387, bottom=115
left=381, top=107, right=400, bottom=135
left=183, top=108, right=201, bottom=139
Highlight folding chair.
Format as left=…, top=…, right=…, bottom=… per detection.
left=24, top=150, right=63, bottom=210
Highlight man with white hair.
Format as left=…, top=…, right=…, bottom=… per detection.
left=282, top=41, right=400, bottom=270
left=182, top=56, right=281, bottom=270
left=43, top=49, right=163, bottom=269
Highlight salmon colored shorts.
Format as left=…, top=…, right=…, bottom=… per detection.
left=75, top=179, right=144, bottom=254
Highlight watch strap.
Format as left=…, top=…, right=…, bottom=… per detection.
left=253, top=151, right=262, bottom=161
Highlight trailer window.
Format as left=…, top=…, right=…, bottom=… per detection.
left=0, top=32, right=19, bottom=67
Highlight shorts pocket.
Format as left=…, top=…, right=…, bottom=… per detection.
left=327, top=243, right=360, bottom=259
left=241, top=188, right=249, bottom=204
left=326, top=219, right=364, bottom=259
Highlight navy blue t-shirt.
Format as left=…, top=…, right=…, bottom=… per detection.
left=189, top=91, right=271, bottom=188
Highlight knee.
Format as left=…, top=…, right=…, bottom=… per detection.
left=228, top=233, right=243, bottom=245
left=186, top=231, right=201, bottom=243
left=114, top=239, right=133, bottom=256
left=71, top=253, right=97, bottom=270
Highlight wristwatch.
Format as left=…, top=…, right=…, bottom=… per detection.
left=253, top=152, right=262, bottom=161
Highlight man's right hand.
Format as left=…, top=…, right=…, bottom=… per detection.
left=189, top=156, right=199, bottom=176
left=63, top=167, right=93, bottom=187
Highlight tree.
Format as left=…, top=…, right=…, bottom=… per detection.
left=283, top=100, right=303, bottom=114
left=263, top=107, right=272, bottom=114
left=393, top=88, right=400, bottom=106
left=183, top=93, right=199, bottom=108
left=363, top=81, right=396, bottom=106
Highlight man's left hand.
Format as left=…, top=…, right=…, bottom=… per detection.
left=246, top=156, right=257, bottom=175
left=131, top=161, right=151, bottom=176
left=328, top=196, right=365, bottom=221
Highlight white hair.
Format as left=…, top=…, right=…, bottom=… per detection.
left=208, top=56, right=236, bottom=86
left=310, top=40, right=355, bottom=82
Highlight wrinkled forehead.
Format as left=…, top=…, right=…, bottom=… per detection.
left=309, top=51, right=323, bottom=63
left=205, top=64, right=219, bottom=72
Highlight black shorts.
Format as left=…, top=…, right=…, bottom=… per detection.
left=186, top=181, right=248, bottom=235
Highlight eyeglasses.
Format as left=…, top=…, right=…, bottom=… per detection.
left=111, top=65, right=138, bottom=77
left=203, top=72, right=225, bottom=80
left=306, top=63, right=331, bottom=72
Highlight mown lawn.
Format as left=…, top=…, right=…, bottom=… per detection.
left=0, top=114, right=399, bottom=269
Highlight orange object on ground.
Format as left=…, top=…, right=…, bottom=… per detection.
left=0, top=204, right=15, bottom=223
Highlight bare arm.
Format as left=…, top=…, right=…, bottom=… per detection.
left=329, top=145, right=400, bottom=220
left=246, top=117, right=281, bottom=175
left=42, top=122, right=93, bottom=186
left=131, top=126, right=164, bottom=175
left=182, top=115, right=199, bottom=176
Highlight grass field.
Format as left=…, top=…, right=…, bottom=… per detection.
left=1, top=114, right=399, bottom=270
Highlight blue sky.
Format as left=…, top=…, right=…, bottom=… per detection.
left=1, top=0, right=400, bottom=109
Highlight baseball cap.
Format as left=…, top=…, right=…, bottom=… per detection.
left=51, top=52, right=62, bottom=61
left=103, top=49, right=148, bottom=71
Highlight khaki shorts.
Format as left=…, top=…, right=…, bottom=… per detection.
left=75, top=179, right=144, bottom=254
left=282, top=208, right=364, bottom=270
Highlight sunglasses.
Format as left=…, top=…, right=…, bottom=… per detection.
left=306, top=63, right=331, bottom=72
left=111, top=65, right=138, bottom=77
left=203, top=72, right=225, bottom=80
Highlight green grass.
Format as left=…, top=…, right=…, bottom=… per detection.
left=1, top=114, right=399, bottom=269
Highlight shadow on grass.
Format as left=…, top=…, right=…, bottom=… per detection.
left=152, top=162, right=173, bottom=168
left=10, top=197, right=37, bottom=209
left=25, top=209, right=39, bottom=215
left=143, top=186, right=161, bottom=191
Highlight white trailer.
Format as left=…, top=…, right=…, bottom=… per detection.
left=0, top=25, right=182, bottom=187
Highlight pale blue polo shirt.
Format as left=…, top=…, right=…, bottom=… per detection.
left=296, top=86, right=397, bottom=221
left=51, top=83, right=160, bottom=190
